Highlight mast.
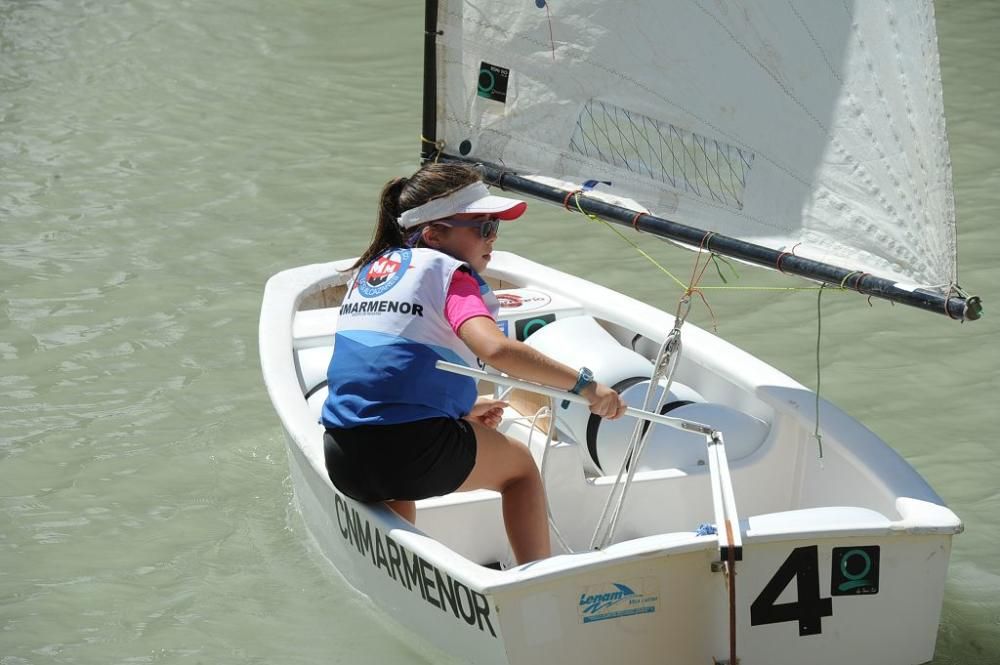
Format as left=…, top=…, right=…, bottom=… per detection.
left=439, top=154, right=982, bottom=322
left=420, top=0, right=439, bottom=161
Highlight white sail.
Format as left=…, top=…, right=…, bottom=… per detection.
left=436, top=0, right=957, bottom=289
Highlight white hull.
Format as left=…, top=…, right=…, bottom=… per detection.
left=259, top=251, right=960, bottom=665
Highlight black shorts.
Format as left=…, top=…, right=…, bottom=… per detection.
left=323, top=418, right=478, bottom=503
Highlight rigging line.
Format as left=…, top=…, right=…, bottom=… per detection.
left=711, top=257, right=728, bottom=284
left=689, top=288, right=719, bottom=332
left=710, top=252, right=740, bottom=284
left=688, top=232, right=717, bottom=291
left=527, top=402, right=573, bottom=554
left=569, top=196, right=718, bottom=330
left=568, top=193, right=688, bottom=291
left=687, top=233, right=726, bottom=313
left=944, top=283, right=959, bottom=318
left=419, top=135, right=445, bottom=162
left=814, top=283, right=825, bottom=459
left=775, top=242, right=801, bottom=274
left=562, top=190, right=913, bottom=313
left=568, top=195, right=855, bottom=296
left=682, top=235, right=721, bottom=329
left=944, top=282, right=982, bottom=323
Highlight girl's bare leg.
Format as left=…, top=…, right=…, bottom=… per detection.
left=386, top=500, right=416, bottom=524
left=457, top=421, right=550, bottom=564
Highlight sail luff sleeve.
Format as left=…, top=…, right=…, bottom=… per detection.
left=420, top=0, right=439, bottom=160
left=446, top=155, right=980, bottom=322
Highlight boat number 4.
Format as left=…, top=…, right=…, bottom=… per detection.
left=750, top=545, right=880, bottom=636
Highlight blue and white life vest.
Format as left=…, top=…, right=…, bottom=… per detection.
left=321, top=247, right=499, bottom=428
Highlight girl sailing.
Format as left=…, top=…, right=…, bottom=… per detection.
left=322, top=162, right=626, bottom=564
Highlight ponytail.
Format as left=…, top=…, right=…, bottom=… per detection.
left=350, top=176, right=409, bottom=271
left=348, top=163, right=483, bottom=271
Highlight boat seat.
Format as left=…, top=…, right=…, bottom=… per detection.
left=292, top=307, right=338, bottom=410
left=306, top=384, right=329, bottom=420
left=297, top=346, right=333, bottom=402
left=293, top=307, right=340, bottom=349
left=746, top=506, right=892, bottom=541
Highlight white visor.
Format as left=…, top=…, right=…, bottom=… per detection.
left=397, top=182, right=527, bottom=229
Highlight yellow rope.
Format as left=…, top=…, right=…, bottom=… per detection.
left=839, top=271, right=860, bottom=289
left=572, top=196, right=689, bottom=290
left=568, top=192, right=832, bottom=295
left=420, top=136, right=445, bottom=162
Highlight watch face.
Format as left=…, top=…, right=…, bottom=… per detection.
left=581, top=367, right=594, bottom=382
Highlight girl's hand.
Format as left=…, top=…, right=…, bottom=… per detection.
left=467, top=397, right=508, bottom=429
left=582, top=383, right=627, bottom=420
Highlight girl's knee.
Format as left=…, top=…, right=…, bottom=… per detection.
left=502, top=442, right=541, bottom=488
left=466, top=424, right=541, bottom=491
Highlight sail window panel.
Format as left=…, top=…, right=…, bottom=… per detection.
left=568, top=100, right=754, bottom=211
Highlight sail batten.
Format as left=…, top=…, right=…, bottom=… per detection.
left=430, top=0, right=972, bottom=316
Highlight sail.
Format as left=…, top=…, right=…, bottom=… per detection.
left=434, top=0, right=957, bottom=289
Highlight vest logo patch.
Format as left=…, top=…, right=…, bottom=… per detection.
left=359, top=249, right=411, bottom=298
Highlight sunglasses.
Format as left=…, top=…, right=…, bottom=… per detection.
left=432, top=216, right=501, bottom=239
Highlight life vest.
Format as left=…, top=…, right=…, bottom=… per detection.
left=321, top=247, right=499, bottom=428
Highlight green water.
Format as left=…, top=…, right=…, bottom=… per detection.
left=2, top=1, right=998, bottom=663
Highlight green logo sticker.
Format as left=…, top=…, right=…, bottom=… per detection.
left=831, top=546, right=880, bottom=595
left=515, top=314, right=554, bottom=340
left=478, top=62, right=509, bottom=103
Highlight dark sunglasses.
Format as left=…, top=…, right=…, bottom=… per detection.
left=433, top=217, right=501, bottom=239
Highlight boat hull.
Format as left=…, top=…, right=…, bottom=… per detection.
left=285, top=424, right=951, bottom=665
left=260, top=253, right=959, bottom=665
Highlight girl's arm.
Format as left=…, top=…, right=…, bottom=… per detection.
left=458, top=316, right=625, bottom=419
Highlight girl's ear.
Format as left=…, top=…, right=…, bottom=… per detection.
left=421, top=224, right=446, bottom=248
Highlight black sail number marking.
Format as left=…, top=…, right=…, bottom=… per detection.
left=750, top=546, right=833, bottom=636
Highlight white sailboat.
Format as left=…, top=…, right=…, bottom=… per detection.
left=259, top=2, right=979, bottom=663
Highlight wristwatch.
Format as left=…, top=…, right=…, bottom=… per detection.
left=570, top=366, right=595, bottom=395
left=562, top=366, right=595, bottom=409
